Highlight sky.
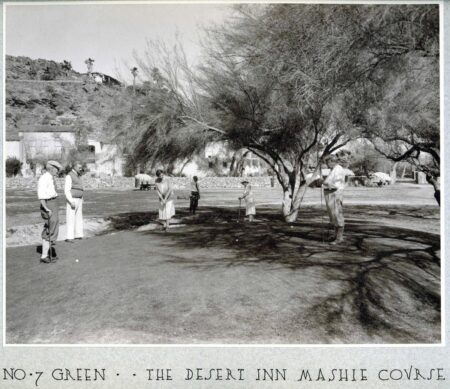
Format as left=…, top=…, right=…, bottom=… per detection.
left=5, top=3, right=233, bottom=83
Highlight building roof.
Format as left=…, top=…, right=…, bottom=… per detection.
left=83, top=72, right=122, bottom=86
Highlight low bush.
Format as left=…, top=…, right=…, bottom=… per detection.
left=6, top=157, right=22, bottom=177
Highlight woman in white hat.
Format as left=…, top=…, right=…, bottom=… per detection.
left=239, top=180, right=256, bottom=222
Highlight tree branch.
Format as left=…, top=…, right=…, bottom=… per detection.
left=179, top=116, right=226, bottom=135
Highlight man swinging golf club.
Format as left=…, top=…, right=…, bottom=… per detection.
left=37, top=160, right=62, bottom=263
left=322, top=151, right=351, bottom=245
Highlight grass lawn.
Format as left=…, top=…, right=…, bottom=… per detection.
left=5, top=183, right=440, bottom=344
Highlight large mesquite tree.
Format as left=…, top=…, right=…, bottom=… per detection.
left=199, top=4, right=440, bottom=216
left=314, top=5, right=440, bottom=203
left=195, top=5, right=376, bottom=221
left=113, top=4, right=440, bottom=219
left=353, top=6, right=440, bottom=203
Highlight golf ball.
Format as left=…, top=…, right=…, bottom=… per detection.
left=75, top=259, right=79, bottom=263
left=236, top=239, right=239, bottom=242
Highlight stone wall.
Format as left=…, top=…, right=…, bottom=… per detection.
left=6, top=175, right=277, bottom=191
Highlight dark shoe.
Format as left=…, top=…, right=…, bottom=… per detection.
left=48, top=248, right=59, bottom=261
left=330, top=227, right=344, bottom=245
left=50, top=254, right=59, bottom=262
left=328, top=227, right=337, bottom=242
left=65, top=239, right=75, bottom=243
left=40, top=257, right=51, bottom=264
left=75, top=237, right=83, bottom=240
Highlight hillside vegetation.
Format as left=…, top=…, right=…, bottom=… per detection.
left=5, top=55, right=130, bottom=142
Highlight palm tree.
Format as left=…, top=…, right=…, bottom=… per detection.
left=131, top=67, right=138, bottom=114
left=62, top=60, right=72, bottom=73
left=131, top=67, right=138, bottom=95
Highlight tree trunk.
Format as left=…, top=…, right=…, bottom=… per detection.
left=390, top=162, right=398, bottom=184
left=401, top=164, right=407, bottom=179
left=177, top=158, right=190, bottom=175
left=229, top=154, right=236, bottom=176
left=282, top=190, right=296, bottom=222
left=281, top=183, right=308, bottom=223
left=434, top=190, right=440, bottom=206
left=426, top=175, right=440, bottom=207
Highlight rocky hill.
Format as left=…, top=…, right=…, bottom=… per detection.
left=5, top=55, right=129, bottom=142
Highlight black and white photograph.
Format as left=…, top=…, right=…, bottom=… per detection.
left=4, top=2, right=441, bottom=346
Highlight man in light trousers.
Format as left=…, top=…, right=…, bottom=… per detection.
left=322, top=152, right=350, bottom=245
left=37, top=160, right=63, bottom=263
left=64, top=161, right=84, bottom=242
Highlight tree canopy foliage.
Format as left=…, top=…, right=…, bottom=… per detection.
left=108, top=4, right=440, bottom=218
left=351, top=6, right=439, bottom=180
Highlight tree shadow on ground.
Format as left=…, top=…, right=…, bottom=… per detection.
left=107, top=205, right=441, bottom=343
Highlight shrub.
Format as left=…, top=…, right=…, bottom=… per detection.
left=6, top=157, right=22, bottom=177
left=41, top=66, right=58, bottom=81
left=45, top=85, right=55, bottom=95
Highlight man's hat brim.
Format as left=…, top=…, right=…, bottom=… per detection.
left=47, top=160, right=63, bottom=170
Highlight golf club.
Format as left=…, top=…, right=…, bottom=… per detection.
left=237, top=198, right=241, bottom=223
left=48, top=212, right=52, bottom=262
left=320, top=186, right=325, bottom=244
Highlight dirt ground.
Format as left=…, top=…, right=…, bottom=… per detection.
left=5, top=184, right=441, bottom=344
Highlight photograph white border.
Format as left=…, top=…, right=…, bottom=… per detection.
left=1, top=0, right=446, bottom=349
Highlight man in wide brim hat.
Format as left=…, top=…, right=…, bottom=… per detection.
left=37, top=160, right=62, bottom=263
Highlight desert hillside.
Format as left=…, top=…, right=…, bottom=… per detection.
left=5, top=55, right=128, bottom=142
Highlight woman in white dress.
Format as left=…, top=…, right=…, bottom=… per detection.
left=239, top=180, right=256, bottom=222
left=155, top=170, right=175, bottom=230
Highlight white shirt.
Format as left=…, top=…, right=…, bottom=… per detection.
left=37, top=172, right=58, bottom=200
left=190, top=180, right=199, bottom=192
left=142, top=174, right=152, bottom=184
left=64, top=172, right=74, bottom=203
left=323, top=164, right=346, bottom=191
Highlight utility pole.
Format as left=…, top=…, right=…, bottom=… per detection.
left=130, top=67, right=139, bottom=174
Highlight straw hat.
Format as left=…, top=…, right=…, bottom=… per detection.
left=47, top=160, right=63, bottom=171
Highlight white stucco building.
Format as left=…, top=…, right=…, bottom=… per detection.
left=87, top=139, right=125, bottom=176
left=180, top=141, right=269, bottom=178
left=5, top=124, right=125, bottom=177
